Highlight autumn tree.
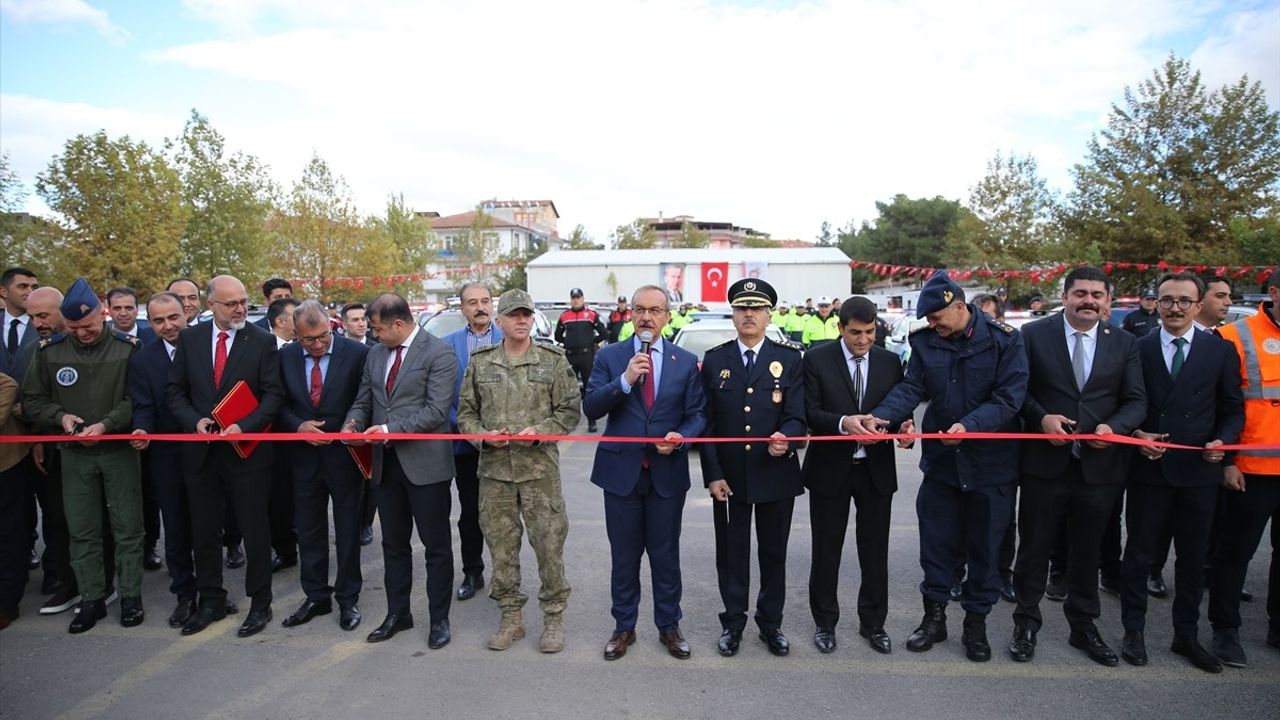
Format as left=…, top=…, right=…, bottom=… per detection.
left=36, top=131, right=189, bottom=295
left=610, top=217, right=656, bottom=249
left=562, top=224, right=602, bottom=250
left=670, top=221, right=709, bottom=248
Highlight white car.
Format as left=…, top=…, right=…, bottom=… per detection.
left=671, top=318, right=791, bottom=365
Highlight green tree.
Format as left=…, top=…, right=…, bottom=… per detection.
left=670, top=221, right=709, bottom=248
left=169, top=110, right=277, bottom=286
left=491, top=244, right=548, bottom=295
left=844, top=194, right=964, bottom=267
left=1065, top=54, right=1280, bottom=280
left=35, top=131, right=189, bottom=295
left=610, top=217, right=656, bottom=249
left=371, top=193, right=436, bottom=298
left=445, top=207, right=498, bottom=262
left=562, top=223, right=602, bottom=250
left=816, top=220, right=834, bottom=246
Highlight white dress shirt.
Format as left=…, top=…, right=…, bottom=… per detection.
left=1065, top=320, right=1099, bottom=386
left=211, top=325, right=238, bottom=364
left=837, top=341, right=870, bottom=459
left=1159, top=325, right=1195, bottom=373
left=383, top=324, right=420, bottom=388
left=736, top=337, right=766, bottom=368
left=4, top=311, right=30, bottom=347
left=163, top=340, right=177, bottom=362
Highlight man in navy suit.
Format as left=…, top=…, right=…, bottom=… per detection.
left=1120, top=272, right=1244, bottom=673
left=128, top=292, right=199, bottom=628
left=277, top=301, right=369, bottom=632
left=253, top=278, right=292, bottom=331
left=584, top=284, right=706, bottom=661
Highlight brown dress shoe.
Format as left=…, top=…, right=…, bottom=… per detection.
left=604, top=629, right=636, bottom=660
left=659, top=625, right=691, bottom=659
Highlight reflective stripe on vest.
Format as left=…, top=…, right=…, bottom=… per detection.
left=1234, top=320, right=1280, bottom=400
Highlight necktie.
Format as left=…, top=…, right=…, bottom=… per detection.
left=744, top=348, right=756, bottom=377
left=1171, top=337, right=1187, bottom=379
left=385, top=345, right=403, bottom=397
left=641, top=346, right=655, bottom=412
left=7, top=318, right=19, bottom=356
left=309, top=356, right=324, bottom=407
left=1072, top=331, right=1088, bottom=390
left=213, top=331, right=229, bottom=387
left=852, top=356, right=864, bottom=412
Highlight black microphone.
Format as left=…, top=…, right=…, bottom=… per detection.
left=637, top=331, right=654, bottom=387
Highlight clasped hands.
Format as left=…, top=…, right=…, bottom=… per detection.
left=846, top=415, right=917, bottom=449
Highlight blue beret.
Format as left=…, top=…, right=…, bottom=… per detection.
left=915, top=271, right=965, bottom=318
left=60, top=278, right=102, bottom=321
left=728, top=278, right=776, bottom=308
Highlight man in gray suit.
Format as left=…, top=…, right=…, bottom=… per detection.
left=344, top=293, right=458, bottom=648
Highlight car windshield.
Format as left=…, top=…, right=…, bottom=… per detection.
left=675, top=323, right=786, bottom=361
left=423, top=312, right=468, bottom=337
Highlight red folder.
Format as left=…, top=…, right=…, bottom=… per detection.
left=211, top=380, right=269, bottom=459
left=348, top=444, right=374, bottom=481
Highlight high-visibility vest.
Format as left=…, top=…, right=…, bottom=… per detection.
left=1218, top=305, right=1280, bottom=475
left=802, top=313, right=840, bottom=346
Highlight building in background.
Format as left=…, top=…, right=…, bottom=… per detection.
left=645, top=214, right=771, bottom=249
left=418, top=201, right=563, bottom=303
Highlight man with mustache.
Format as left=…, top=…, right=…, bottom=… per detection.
left=444, top=282, right=504, bottom=601
left=1007, top=266, right=1146, bottom=666
left=1121, top=272, right=1243, bottom=673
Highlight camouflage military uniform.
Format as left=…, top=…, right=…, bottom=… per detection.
left=23, top=327, right=142, bottom=604
left=456, top=340, right=580, bottom=617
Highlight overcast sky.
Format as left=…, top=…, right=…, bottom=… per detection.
left=2, top=0, right=1277, bottom=244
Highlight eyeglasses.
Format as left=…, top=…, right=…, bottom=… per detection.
left=298, top=330, right=332, bottom=345
left=1156, top=297, right=1195, bottom=310
left=211, top=298, right=249, bottom=308
left=632, top=306, right=669, bottom=317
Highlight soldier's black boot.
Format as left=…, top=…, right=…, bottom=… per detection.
left=906, top=597, right=947, bottom=652
left=962, top=612, right=992, bottom=662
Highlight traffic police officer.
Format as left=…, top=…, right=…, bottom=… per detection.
left=802, top=296, right=840, bottom=348
left=856, top=271, right=1028, bottom=662
left=23, top=278, right=145, bottom=633
left=458, top=289, right=581, bottom=654
left=700, top=278, right=806, bottom=657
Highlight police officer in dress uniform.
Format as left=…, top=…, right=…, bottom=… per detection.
left=855, top=271, right=1028, bottom=662
left=22, top=278, right=145, bottom=633
left=699, top=279, right=806, bottom=657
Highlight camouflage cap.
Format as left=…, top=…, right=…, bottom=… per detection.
left=497, top=288, right=536, bottom=315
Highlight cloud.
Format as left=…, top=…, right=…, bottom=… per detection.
left=1191, top=2, right=1280, bottom=109
left=1, top=0, right=130, bottom=43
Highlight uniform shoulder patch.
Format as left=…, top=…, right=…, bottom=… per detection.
left=985, top=316, right=1015, bottom=334
left=535, top=341, right=566, bottom=356
left=39, top=333, right=66, bottom=349
left=768, top=337, right=804, bottom=353
left=705, top=338, right=736, bottom=354
left=112, top=331, right=140, bottom=345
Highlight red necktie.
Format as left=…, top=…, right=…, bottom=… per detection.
left=309, top=356, right=323, bottom=407
left=213, top=331, right=229, bottom=387
left=642, top=347, right=655, bottom=412
left=385, top=346, right=403, bottom=397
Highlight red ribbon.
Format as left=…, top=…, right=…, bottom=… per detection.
left=2, top=431, right=1275, bottom=452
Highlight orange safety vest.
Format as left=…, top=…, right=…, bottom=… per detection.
left=1218, top=304, right=1280, bottom=475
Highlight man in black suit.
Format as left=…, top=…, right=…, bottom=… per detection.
left=253, top=278, right=292, bottom=331
left=803, top=297, right=911, bottom=655
left=277, top=301, right=369, bottom=632
left=128, top=292, right=199, bottom=628
left=1009, top=266, right=1147, bottom=666
left=699, top=279, right=805, bottom=658
left=166, top=275, right=285, bottom=638
left=1120, top=272, right=1244, bottom=673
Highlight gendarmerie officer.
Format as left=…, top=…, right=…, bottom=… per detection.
left=856, top=271, right=1028, bottom=662
left=699, top=278, right=806, bottom=657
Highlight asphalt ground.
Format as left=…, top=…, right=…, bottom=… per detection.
left=1, top=416, right=1277, bottom=719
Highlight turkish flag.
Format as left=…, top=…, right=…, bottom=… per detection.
left=702, top=262, right=729, bottom=302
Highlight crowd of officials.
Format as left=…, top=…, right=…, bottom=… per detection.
left=0, top=263, right=1276, bottom=675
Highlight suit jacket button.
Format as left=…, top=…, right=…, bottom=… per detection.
left=745, top=425, right=751, bottom=432
left=744, top=406, right=751, bottom=412
left=745, top=444, right=752, bottom=451
left=747, top=388, right=754, bottom=394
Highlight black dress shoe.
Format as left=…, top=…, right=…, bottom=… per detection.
left=1008, top=625, right=1036, bottom=662
left=1045, top=572, right=1067, bottom=602
left=143, top=548, right=164, bottom=571
left=587, top=421, right=598, bottom=433
left=906, top=599, right=947, bottom=652
left=282, top=599, right=332, bottom=628
left=120, top=597, right=145, bottom=627
left=999, top=577, right=1016, bottom=603
left=860, top=627, right=892, bottom=655
left=604, top=629, right=636, bottom=660
left=367, top=613, right=414, bottom=643
left=961, top=614, right=991, bottom=662
left=457, top=573, right=484, bottom=601
left=813, top=627, right=836, bottom=654
left=759, top=628, right=790, bottom=656
left=169, top=597, right=198, bottom=629
left=659, top=625, right=691, bottom=659
left=1069, top=626, right=1118, bottom=666
left=181, top=603, right=228, bottom=636
left=718, top=628, right=742, bottom=657
left=359, top=525, right=373, bottom=547
left=68, top=599, right=107, bottom=634
left=1121, top=630, right=1147, bottom=666
left=1146, top=572, right=1168, bottom=599
left=428, top=619, right=451, bottom=649
left=271, top=552, right=298, bottom=573
left=225, top=544, right=246, bottom=569
left=1241, top=589, right=1254, bottom=602
left=339, top=604, right=361, bottom=631
left=237, top=606, right=272, bottom=637
left=1171, top=636, right=1223, bottom=673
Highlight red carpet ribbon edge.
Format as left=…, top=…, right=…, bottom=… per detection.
left=0, top=431, right=1275, bottom=452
